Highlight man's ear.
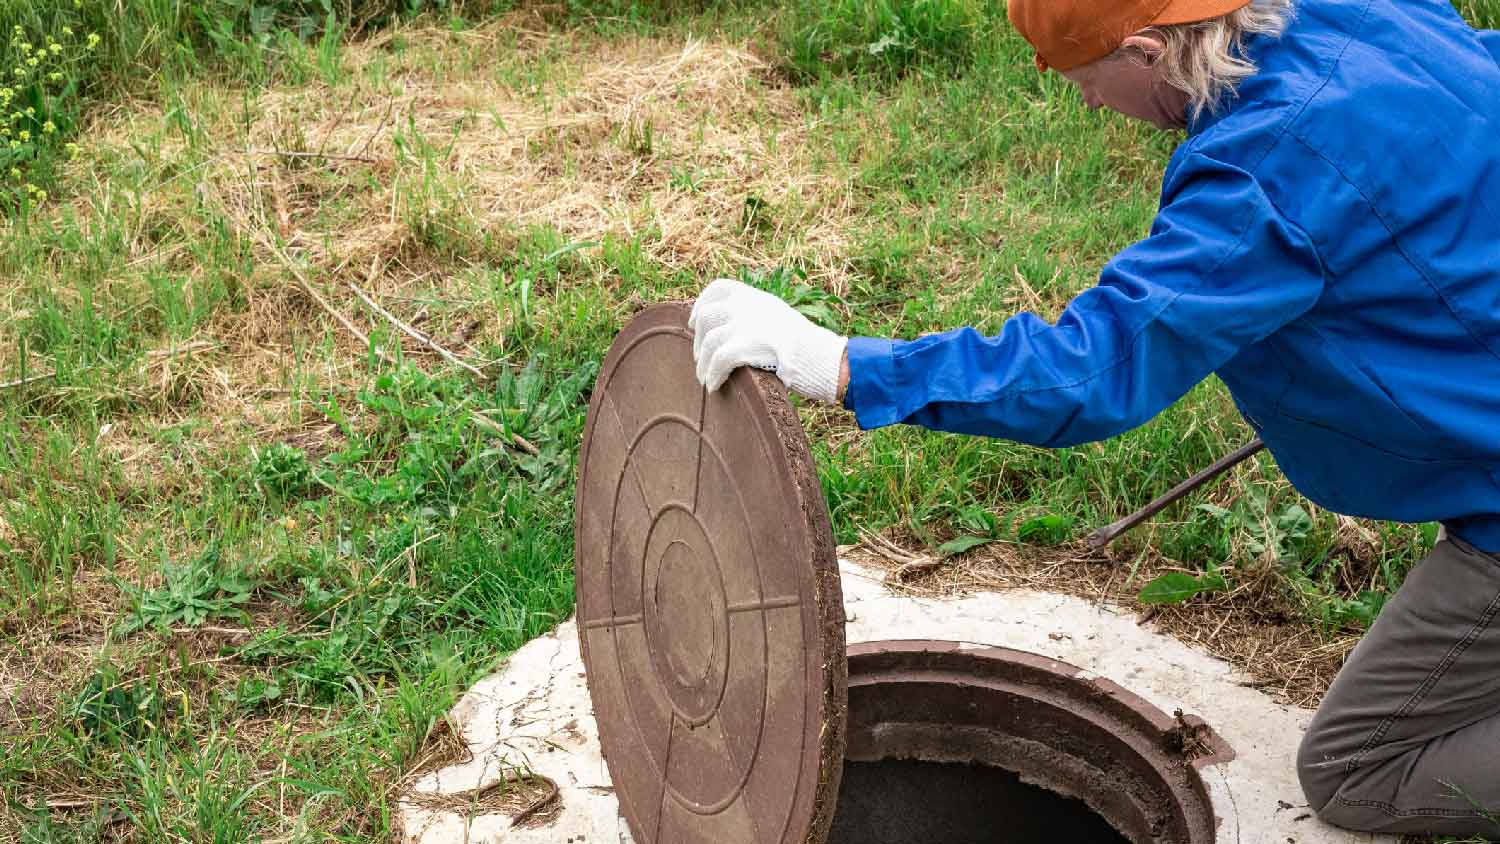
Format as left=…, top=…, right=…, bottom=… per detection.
left=1121, top=33, right=1167, bottom=67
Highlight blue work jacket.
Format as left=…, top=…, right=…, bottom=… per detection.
left=844, top=0, right=1500, bottom=550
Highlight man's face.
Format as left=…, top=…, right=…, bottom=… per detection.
left=1059, top=37, right=1189, bottom=131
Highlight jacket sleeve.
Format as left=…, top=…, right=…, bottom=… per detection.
left=1480, top=29, right=1500, bottom=64
left=842, top=151, right=1326, bottom=448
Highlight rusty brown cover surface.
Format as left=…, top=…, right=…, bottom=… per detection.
left=574, top=303, right=847, bottom=844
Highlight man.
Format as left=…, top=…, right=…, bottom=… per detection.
left=689, top=0, right=1500, bottom=836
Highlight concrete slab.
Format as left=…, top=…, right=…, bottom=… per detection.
left=398, top=619, right=626, bottom=844
left=398, top=562, right=1393, bottom=844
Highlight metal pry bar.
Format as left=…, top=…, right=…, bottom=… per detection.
left=1087, top=438, right=1268, bottom=550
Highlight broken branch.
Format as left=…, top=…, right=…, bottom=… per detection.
left=241, top=148, right=377, bottom=163
left=0, top=371, right=56, bottom=391
left=348, top=263, right=485, bottom=378
left=262, top=240, right=394, bottom=365
left=469, top=413, right=542, bottom=456
left=509, top=776, right=561, bottom=828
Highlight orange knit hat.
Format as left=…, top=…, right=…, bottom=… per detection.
left=1008, top=0, right=1253, bottom=72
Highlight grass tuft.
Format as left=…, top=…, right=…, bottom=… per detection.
left=780, top=0, right=1005, bottom=82
left=1456, top=0, right=1500, bottom=28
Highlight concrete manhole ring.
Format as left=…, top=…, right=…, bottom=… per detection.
left=573, top=303, right=847, bottom=844
left=832, top=641, right=1235, bottom=844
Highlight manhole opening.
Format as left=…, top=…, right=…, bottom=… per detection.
left=827, top=758, right=1128, bottom=844
left=836, top=643, right=1230, bottom=844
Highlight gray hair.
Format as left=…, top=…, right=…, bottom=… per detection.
left=1131, top=0, right=1297, bottom=119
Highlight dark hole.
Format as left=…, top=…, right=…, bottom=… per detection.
left=826, top=758, right=1130, bottom=844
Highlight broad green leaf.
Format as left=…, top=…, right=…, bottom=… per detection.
left=1017, top=514, right=1075, bottom=545
left=1139, top=572, right=1208, bottom=605
left=1196, top=503, right=1233, bottom=521
left=938, top=535, right=992, bottom=557
left=1277, top=505, right=1312, bottom=538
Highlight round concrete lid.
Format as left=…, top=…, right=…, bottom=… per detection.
left=575, top=303, right=847, bottom=844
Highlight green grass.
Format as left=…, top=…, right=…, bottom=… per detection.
left=1457, top=0, right=1500, bottom=28
left=780, top=0, right=1005, bottom=81
left=0, top=0, right=1494, bottom=840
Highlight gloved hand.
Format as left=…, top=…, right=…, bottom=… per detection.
left=689, top=278, right=848, bottom=403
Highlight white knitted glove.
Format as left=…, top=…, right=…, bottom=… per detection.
left=689, top=278, right=848, bottom=403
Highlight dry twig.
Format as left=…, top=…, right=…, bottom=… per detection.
left=858, top=528, right=946, bottom=583
left=145, top=340, right=218, bottom=359
left=0, top=371, right=56, bottom=391
left=349, top=260, right=485, bottom=378
left=509, top=776, right=561, bottom=828
left=469, top=413, right=542, bottom=456
left=241, top=148, right=377, bottom=163
left=262, top=239, right=394, bottom=364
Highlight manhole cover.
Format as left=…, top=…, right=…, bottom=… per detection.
left=574, top=303, right=847, bottom=844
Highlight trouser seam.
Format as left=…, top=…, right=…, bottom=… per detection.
left=1334, top=575, right=1500, bottom=818
left=1332, top=795, right=1488, bottom=820
left=1344, top=581, right=1500, bottom=774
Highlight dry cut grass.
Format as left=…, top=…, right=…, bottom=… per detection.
left=196, top=20, right=861, bottom=296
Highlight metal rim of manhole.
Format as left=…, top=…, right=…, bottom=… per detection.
left=838, top=641, right=1235, bottom=844
left=573, top=302, right=847, bottom=844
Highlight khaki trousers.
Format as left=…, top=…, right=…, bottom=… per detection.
left=1298, top=538, right=1500, bottom=836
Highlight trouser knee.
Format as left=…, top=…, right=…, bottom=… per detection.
left=1295, top=728, right=1344, bottom=816
left=1298, top=732, right=1425, bottom=834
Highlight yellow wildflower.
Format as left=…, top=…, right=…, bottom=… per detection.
left=34, top=189, right=45, bottom=201
left=86, top=33, right=99, bottom=49
left=7, top=167, right=17, bottom=179
left=13, top=67, right=26, bottom=79
left=26, top=56, right=38, bottom=67
left=62, top=27, right=74, bottom=38
left=49, top=43, right=61, bottom=55
left=42, top=121, right=54, bottom=134
left=47, top=72, right=62, bottom=83
left=17, top=130, right=28, bottom=142
left=17, top=42, right=30, bottom=54
left=23, top=106, right=33, bottom=116
left=9, top=140, right=18, bottom=150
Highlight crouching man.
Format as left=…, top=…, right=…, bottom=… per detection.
left=691, top=0, right=1500, bottom=836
